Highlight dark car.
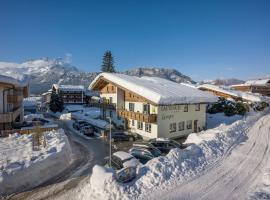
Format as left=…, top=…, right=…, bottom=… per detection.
left=129, top=146, right=161, bottom=164
left=110, top=132, right=135, bottom=142
left=81, top=125, right=94, bottom=136
left=148, top=138, right=182, bottom=154
left=73, top=120, right=87, bottom=130
left=106, top=151, right=139, bottom=170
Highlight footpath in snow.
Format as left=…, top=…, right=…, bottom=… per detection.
left=0, top=129, right=73, bottom=196
left=59, top=108, right=269, bottom=200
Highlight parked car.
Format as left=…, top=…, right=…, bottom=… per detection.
left=129, top=146, right=161, bottom=164
left=81, top=125, right=94, bottom=136
left=107, top=151, right=140, bottom=170
left=148, top=138, right=182, bottom=154
left=73, top=120, right=87, bottom=130
left=110, top=132, right=136, bottom=142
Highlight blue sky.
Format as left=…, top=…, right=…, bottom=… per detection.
left=0, top=0, right=269, bottom=81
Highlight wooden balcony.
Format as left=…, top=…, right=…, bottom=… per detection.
left=7, top=95, right=23, bottom=103
left=0, top=107, right=22, bottom=123
left=117, top=110, right=157, bottom=123
left=87, top=102, right=116, bottom=110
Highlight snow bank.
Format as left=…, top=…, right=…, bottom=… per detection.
left=206, top=113, right=243, bottom=129
left=0, top=129, right=73, bottom=196
left=71, top=109, right=269, bottom=200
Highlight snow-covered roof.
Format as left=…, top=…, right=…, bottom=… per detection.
left=113, top=151, right=133, bottom=161
left=23, top=96, right=42, bottom=107
left=0, top=74, right=29, bottom=87
left=197, top=84, right=267, bottom=102
left=90, top=73, right=218, bottom=105
left=232, top=79, right=270, bottom=87
left=53, top=84, right=85, bottom=91
left=197, top=84, right=239, bottom=97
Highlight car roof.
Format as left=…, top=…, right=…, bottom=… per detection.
left=113, top=151, right=133, bottom=161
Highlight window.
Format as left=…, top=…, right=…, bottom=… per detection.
left=129, top=103, right=135, bottom=112
left=178, top=121, right=185, bottom=131
left=143, top=104, right=150, bottom=114
left=145, top=123, right=151, bottom=133
left=184, top=104, right=188, bottom=112
left=109, top=97, right=113, bottom=104
left=132, top=120, right=135, bottom=126
left=186, top=120, right=192, bottom=129
left=195, top=104, right=200, bottom=111
left=169, top=123, right=176, bottom=133
left=7, top=103, right=13, bottom=112
left=109, top=110, right=113, bottom=118
left=137, top=121, right=143, bottom=130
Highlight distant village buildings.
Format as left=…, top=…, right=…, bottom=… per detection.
left=89, top=73, right=217, bottom=139
left=231, top=79, right=270, bottom=96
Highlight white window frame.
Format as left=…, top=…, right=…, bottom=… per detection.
left=184, top=104, right=188, bottom=112
left=178, top=121, right=185, bottom=131
left=186, top=120, right=192, bottom=129
left=145, top=123, right=151, bottom=133
left=169, top=122, right=176, bottom=133
left=137, top=121, right=143, bottom=130
left=195, top=104, right=200, bottom=111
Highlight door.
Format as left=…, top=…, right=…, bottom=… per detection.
left=194, top=120, right=198, bottom=133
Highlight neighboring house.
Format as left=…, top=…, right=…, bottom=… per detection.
left=0, top=75, right=29, bottom=132
left=23, top=96, right=42, bottom=113
left=197, top=84, right=267, bottom=102
left=89, top=73, right=217, bottom=139
left=52, top=84, right=85, bottom=104
left=231, top=79, right=270, bottom=96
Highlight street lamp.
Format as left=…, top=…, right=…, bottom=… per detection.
left=107, top=117, right=112, bottom=167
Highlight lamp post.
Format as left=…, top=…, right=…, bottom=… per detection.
left=107, top=117, right=112, bottom=167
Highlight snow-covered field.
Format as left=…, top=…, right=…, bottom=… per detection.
left=56, top=108, right=269, bottom=200
left=0, top=129, right=73, bottom=196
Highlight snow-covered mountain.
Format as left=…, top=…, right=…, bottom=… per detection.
left=124, top=67, right=195, bottom=84
left=0, top=58, right=195, bottom=94
left=200, top=78, right=245, bottom=86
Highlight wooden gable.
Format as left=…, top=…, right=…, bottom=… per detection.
left=100, top=82, right=116, bottom=94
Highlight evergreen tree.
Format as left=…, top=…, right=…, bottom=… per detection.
left=101, top=50, right=115, bottom=72
left=49, top=91, right=64, bottom=113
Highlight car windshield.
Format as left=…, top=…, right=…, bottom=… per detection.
left=148, top=148, right=161, bottom=157
left=122, top=156, right=134, bottom=163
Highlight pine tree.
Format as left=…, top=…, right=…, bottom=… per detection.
left=101, top=50, right=115, bottom=72
left=49, top=91, right=64, bottom=113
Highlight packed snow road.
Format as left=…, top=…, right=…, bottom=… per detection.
left=7, top=120, right=108, bottom=200
left=148, top=113, right=270, bottom=200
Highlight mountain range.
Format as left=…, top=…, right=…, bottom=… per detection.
left=0, top=58, right=244, bottom=94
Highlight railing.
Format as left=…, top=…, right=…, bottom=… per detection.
left=0, top=107, right=22, bottom=123
left=117, top=110, right=157, bottom=123
left=7, top=95, right=23, bottom=103
left=87, top=102, right=116, bottom=110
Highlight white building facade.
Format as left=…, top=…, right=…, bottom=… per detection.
left=90, top=73, right=217, bottom=139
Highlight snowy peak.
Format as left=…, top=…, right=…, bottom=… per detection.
left=124, top=67, right=195, bottom=84
left=201, top=78, right=245, bottom=86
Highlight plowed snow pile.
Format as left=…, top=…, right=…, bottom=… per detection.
left=66, top=109, right=269, bottom=200
left=0, top=129, right=73, bottom=196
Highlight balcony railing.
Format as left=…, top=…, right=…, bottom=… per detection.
left=7, top=95, right=23, bottom=103
left=87, top=102, right=116, bottom=110
left=0, top=107, right=22, bottom=123
left=117, top=110, right=157, bottom=123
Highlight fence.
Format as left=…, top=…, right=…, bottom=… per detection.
left=0, top=125, right=58, bottom=137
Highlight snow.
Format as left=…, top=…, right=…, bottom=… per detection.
left=206, top=113, right=243, bottom=129
left=90, top=73, right=218, bottom=105
left=113, top=151, right=134, bottom=161
left=0, top=74, right=29, bottom=87
left=72, top=112, right=108, bottom=129
left=65, top=105, right=84, bottom=112
left=241, top=79, right=270, bottom=86
left=23, top=96, right=42, bottom=107
left=61, top=108, right=269, bottom=200
left=0, top=129, right=73, bottom=196
left=198, top=84, right=268, bottom=102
